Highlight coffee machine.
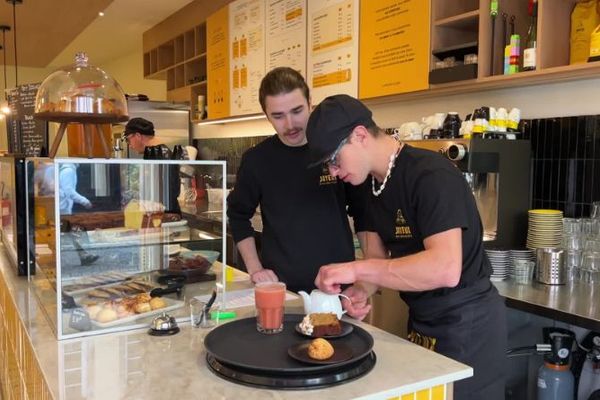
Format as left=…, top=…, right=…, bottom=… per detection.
left=405, top=137, right=531, bottom=249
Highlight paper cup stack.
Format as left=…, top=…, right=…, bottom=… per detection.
left=526, top=209, right=563, bottom=250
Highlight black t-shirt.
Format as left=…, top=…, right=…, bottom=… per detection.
left=365, top=144, right=492, bottom=308
left=227, top=135, right=368, bottom=293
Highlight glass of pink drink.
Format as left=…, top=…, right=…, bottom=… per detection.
left=254, top=282, right=286, bottom=334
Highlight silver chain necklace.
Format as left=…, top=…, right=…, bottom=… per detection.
left=372, top=145, right=400, bottom=197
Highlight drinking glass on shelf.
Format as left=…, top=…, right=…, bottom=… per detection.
left=562, top=234, right=585, bottom=250
left=563, top=218, right=582, bottom=234
left=591, top=201, right=600, bottom=219
left=511, top=260, right=535, bottom=284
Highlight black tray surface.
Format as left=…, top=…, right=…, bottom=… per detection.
left=206, top=351, right=376, bottom=390
left=204, top=315, right=374, bottom=374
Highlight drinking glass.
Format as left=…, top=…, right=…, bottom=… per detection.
left=190, top=298, right=214, bottom=329
left=591, top=201, right=600, bottom=219
left=563, top=218, right=582, bottom=234
left=562, top=234, right=585, bottom=251
left=512, top=260, right=535, bottom=284
left=254, top=282, right=286, bottom=334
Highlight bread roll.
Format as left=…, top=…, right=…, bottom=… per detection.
left=96, top=308, right=118, bottom=323
left=86, top=305, right=102, bottom=320
left=307, top=338, right=334, bottom=360
left=149, top=297, right=166, bottom=310
left=134, top=302, right=151, bottom=314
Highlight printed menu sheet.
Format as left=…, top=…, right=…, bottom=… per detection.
left=307, top=0, right=359, bottom=104
left=207, top=6, right=231, bottom=119
left=359, top=0, right=430, bottom=98
left=266, top=0, right=307, bottom=75
left=229, top=0, right=266, bottom=115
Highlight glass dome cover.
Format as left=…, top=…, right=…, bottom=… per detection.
left=34, top=52, right=128, bottom=123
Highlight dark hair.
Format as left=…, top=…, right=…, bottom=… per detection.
left=124, top=117, right=155, bottom=136
left=366, top=124, right=383, bottom=137
left=258, top=67, right=310, bottom=112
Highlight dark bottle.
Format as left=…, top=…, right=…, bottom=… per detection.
left=523, top=0, right=538, bottom=71
left=443, top=112, right=462, bottom=138
left=143, top=146, right=153, bottom=160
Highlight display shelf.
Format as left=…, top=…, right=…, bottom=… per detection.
left=434, top=10, right=479, bottom=29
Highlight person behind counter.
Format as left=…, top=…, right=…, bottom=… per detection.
left=226, top=67, right=368, bottom=293
left=123, top=117, right=181, bottom=213
left=306, top=94, right=506, bottom=399
left=123, top=117, right=171, bottom=158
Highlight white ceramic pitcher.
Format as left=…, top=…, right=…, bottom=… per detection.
left=297, top=289, right=350, bottom=319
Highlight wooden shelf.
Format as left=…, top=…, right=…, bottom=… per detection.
left=367, top=61, right=600, bottom=106
left=434, top=10, right=479, bottom=29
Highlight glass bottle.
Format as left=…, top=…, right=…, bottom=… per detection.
left=523, top=0, right=538, bottom=71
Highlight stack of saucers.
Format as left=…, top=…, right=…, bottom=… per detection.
left=485, top=249, right=510, bottom=281
left=526, top=209, right=563, bottom=250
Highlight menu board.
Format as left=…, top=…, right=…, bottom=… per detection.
left=359, top=0, right=430, bottom=98
left=207, top=6, right=231, bottom=119
left=307, top=0, right=359, bottom=104
left=229, top=0, right=265, bottom=115
left=266, top=0, right=307, bottom=75
left=5, top=83, right=48, bottom=156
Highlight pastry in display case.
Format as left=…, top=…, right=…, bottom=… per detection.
left=27, top=158, right=228, bottom=339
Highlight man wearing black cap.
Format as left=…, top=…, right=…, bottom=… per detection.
left=226, top=67, right=367, bottom=293
left=306, top=94, right=506, bottom=399
left=123, top=117, right=171, bottom=158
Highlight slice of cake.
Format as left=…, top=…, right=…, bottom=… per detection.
left=300, top=313, right=341, bottom=337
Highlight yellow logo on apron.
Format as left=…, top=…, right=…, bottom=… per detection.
left=395, top=209, right=412, bottom=238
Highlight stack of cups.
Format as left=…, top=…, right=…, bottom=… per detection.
left=563, top=205, right=600, bottom=283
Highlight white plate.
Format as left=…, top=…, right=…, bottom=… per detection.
left=162, top=220, right=188, bottom=228
left=91, top=297, right=185, bottom=329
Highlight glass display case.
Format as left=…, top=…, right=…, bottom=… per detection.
left=0, top=155, right=31, bottom=275
left=28, top=158, right=227, bottom=339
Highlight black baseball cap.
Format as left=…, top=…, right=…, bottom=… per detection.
left=124, top=117, right=155, bottom=136
left=306, top=94, right=374, bottom=167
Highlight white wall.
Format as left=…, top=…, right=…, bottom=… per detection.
left=192, top=77, right=600, bottom=139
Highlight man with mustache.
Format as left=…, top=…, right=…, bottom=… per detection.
left=227, top=67, right=367, bottom=293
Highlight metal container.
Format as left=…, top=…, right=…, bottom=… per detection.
left=536, top=248, right=566, bottom=285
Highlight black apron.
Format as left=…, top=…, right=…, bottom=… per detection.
left=407, top=279, right=507, bottom=400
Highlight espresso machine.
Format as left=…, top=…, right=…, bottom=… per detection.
left=405, top=137, right=531, bottom=249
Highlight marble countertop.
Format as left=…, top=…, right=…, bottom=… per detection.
left=0, top=247, right=472, bottom=400
left=495, top=279, right=600, bottom=331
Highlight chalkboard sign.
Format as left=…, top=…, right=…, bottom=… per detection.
left=5, top=83, right=48, bottom=156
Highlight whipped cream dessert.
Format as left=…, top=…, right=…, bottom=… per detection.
left=299, top=314, right=314, bottom=335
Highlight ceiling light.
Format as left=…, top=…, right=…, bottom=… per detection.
left=98, top=11, right=104, bottom=17
left=6, top=0, right=22, bottom=86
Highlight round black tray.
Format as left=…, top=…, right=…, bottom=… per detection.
left=204, top=315, right=374, bottom=374
left=207, top=351, right=376, bottom=390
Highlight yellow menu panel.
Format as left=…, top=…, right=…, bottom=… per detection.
left=359, top=0, right=430, bottom=99
left=207, top=6, right=230, bottom=119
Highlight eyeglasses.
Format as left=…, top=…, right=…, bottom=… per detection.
left=326, top=137, right=348, bottom=168
left=122, top=133, right=134, bottom=143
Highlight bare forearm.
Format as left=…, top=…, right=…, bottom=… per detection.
left=236, top=237, right=263, bottom=274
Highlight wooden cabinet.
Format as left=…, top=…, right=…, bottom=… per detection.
left=144, top=23, right=207, bottom=121
left=429, top=0, right=594, bottom=84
